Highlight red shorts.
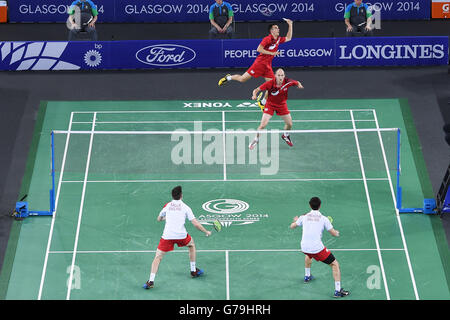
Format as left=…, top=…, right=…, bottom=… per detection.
left=157, top=234, right=192, bottom=252
left=246, top=61, right=274, bottom=79
left=303, top=247, right=333, bottom=262
left=263, top=103, right=290, bottom=116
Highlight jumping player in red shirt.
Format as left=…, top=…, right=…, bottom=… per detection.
left=218, top=19, right=293, bottom=110
left=248, top=68, right=303, bottom=150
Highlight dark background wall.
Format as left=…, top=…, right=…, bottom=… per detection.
left=1, top=20, right=450, bottom=41
left=0, top=19, right=449, bottom=276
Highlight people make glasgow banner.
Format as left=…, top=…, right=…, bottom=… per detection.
left=0, top=37, right=447, bottom=71
left=9, top=0, right=431, bottom=23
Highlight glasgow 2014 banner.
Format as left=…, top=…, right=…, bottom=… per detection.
left=0, top=37, right=447, bottom=71
left=9, top=0, right=431, bottom=23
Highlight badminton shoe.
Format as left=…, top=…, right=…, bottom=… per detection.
left=334, top=288, right=350, bottom=298
left=304, top=275, right=315, bottom=283
left=143, top=281, right=154, bottom=289
left=256, top=91, right=265, bottom=111
left=248, top=138, right=259, bottom=150
left=191, top=268, right=204, bottom=278
left=218, top=74, right=231, bottom=86
left=281, top=134, right=293, bottom=147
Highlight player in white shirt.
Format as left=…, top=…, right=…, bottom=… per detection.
left=290, top=197, right=349, bottom=298
left=143, top=186, right=212, bottom=289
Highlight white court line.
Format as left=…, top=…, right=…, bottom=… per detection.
left=38, top=112, right=74, bottom=300
left=222, top=111, right=227, bottom=181
left=52, top=128, right=398, bottom=135
left=372, top=110, right=419, bottom=300
left=60, top=178, right=390, bottom=183
left=71, top=119, right=376, bottom=124
left=48, top=248, right=405, bottom=254
left=350, top=110, right=390, bottom=300
left=71, top=109, right=375, bottom=114
left=66, top=112, right=97, bottom=300
left=225, top=250, right=230, bottom=300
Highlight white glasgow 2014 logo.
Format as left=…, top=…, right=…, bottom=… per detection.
left=199, top=199, right=269, bottom=228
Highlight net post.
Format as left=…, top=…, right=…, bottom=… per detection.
left=396, top=128, right=402, bottom=210
left=50, top=130, right=56, bottom=214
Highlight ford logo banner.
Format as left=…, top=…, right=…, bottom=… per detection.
left=136, top=44, right=196, bottom=67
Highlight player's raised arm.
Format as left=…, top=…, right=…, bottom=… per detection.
left=284, top=18, right=293, bottom=42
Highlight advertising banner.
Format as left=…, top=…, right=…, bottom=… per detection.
left=0, top=37, right=447, bottom=71
left=431, top=0, right=450, bottom=18
left=8, top=0, right=431, bottom=23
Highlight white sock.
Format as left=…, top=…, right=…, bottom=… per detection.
left=335, top=281, right=341, bottom=291
left=149, top=273, right=156, bottom=282
left=284, top=132, right=290, bottom=137
left=226, top=75, right=232, bottom=81
left=305, top=268, right=311, bottom=277
left=190, top=261, right=196, bottom=272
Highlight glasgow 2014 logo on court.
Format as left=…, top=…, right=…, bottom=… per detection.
left=199, top=199, right=269, bottom=228
left=202, top=199, right=249, bottom=214
left=135, top=44, right=196, bottom=67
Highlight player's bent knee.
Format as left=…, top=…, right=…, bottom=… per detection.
left=330, top=260, right=339, bottom=269
left=323, top=253, right=336, bottom=265
left=154, top=250, right=166, bottom=260
left=186, top=239, right=195, bottom=248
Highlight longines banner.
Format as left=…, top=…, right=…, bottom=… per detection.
left=8, top=0, right=431, bottom=23
left=0, top=37, right=448, bottom=71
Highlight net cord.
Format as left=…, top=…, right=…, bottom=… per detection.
left=52, top=128, right=399, bottom=135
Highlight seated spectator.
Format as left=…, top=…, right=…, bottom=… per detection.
left=344, top=0, right=373, bottom=37
left=68, top=0, right=98, bottom=41
left=209, top=0, right=234, bottom=39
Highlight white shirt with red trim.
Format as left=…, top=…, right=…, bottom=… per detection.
left=159, top=200, right=195, bottom=240
left=295, top=210, right=333, bottom=254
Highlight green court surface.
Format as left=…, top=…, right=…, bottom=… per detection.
left=1, top=99, right=449, bottom=300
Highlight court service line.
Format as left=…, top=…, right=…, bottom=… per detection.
left=66, top=112, right=97, bottom=300
left=350, top=110, right=390, bottom=300
left=38, top=112, right=74, bottom=300
left=72, top=108, right=375, bottom=114
left=372, top=110, right=419, bottom=300
left=48, top=248, right=406, bottom=254
left=71, top=119, right=376, bottom=124
left=60, top=178, right=389, bottom=183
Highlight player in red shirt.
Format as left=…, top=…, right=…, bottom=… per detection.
left=218, top=19, right=293, bottom=109
left=248, top=68, right=303, bottom=150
